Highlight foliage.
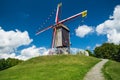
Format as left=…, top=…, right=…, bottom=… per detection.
left=0, top=58, right=23, bottom=71
left=0, top=55, right=100, bottom=80
left=102, top=60, right=120, bottom=80
left=94, top=43, right=120, bottom=62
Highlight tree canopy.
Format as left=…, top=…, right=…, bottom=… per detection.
left=0, top=58, right=23, bottom=71
left=94, top=43, right=120, bottom=62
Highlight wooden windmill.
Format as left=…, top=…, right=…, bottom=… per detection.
left=36, top=3, right=87, bottom=54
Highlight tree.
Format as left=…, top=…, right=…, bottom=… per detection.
left=0, top=58, right=23, bottom=71
left=113, top=44, right=120, bottom=62
left=94, top=43, right=120, bottom=62
left=0, top=59, right=6, bottom=70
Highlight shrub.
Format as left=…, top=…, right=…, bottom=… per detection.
left=0, top=58, right=23, bottom=71
left=94, top=43, right=120, bottom=62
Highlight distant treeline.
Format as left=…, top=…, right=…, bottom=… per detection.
left=0, top=58, right=23, bottom=71
left=94, top=43, right=120, bottom=62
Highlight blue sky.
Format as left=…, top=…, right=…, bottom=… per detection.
left=0, top=0, right=120, bottom=60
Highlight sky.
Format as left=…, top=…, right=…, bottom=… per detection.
left=0, top=0, right=120, bottom=60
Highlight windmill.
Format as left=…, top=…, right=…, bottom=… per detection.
left=36, top=3, right=87, bottom=54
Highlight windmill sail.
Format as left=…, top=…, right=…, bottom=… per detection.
left=59, top=10, right=87, bottom=23
left=55, top=3, right=62, bottom=23
left=36, top=3, right=87, bottom=54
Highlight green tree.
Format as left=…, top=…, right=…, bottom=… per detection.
left=94, top=43, right=120, bottom=62
left=0, top=58, right=23, bottom=71
left=0, top=59, right=6, bottom=70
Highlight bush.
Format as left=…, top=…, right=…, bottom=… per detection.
left=94, top=43, right=120, bottom=62
left=0, top=58, right=23, bottom=71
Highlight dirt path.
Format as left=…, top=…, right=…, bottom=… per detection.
left=83, top=59, right=108, bottom=80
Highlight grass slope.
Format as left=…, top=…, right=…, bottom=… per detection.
left=0, top=55, right=100, bottom=80
left=102, top=60, right=120, bottom=80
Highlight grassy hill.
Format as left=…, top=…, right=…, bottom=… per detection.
left=0, top=55, right=100, bottom=80
left=102, top=60, right=120, bottom=80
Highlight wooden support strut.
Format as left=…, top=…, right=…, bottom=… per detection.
left=51, top=27, right=56, bottom=48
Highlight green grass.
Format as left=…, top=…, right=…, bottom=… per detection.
left=0, top=55, right=100, bottom=80
left=102, top=60, right=120, bottom=80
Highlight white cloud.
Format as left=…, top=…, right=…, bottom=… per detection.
left=19, top=46, right=54, bottom=60
left=0, top=27, right=33, bottom=59
left=0, top=53, right=16, bottom=59
left=16, top=46, right=40, bottom=60
left=70, top=48, right=89, bottom=56
left=75, top=25, right=94, bottom=38
left=0, top=45, right=90, bottom=60
left=92, top=44, right=101, bottom=50
left=0, top=27, right=52, bottom=60
left=0, top=28, right=32, bottom=48
left=70, top=48, right=84, bottom=54
left=95, top=44, right=101, bottom=47
left=86, top=46, right=91, bottom=49
left=18, top=47, right=89, bottom=60
left=20, top=46, right=40, bottom=59
left=96, top=5, right=120, bottom=44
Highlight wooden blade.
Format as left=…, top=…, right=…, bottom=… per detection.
left=55, top=3, right=62, bottom=23
left=59, top=10, right=87, bottom=23
left=36, top=25, right=54, bottom=35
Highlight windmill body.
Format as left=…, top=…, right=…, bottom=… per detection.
left=55, top=24, right=70, bottom=54
left=36, top=3, right=87, bottom=54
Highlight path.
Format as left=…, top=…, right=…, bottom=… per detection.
left=83, top=59, right=108, bottom=80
